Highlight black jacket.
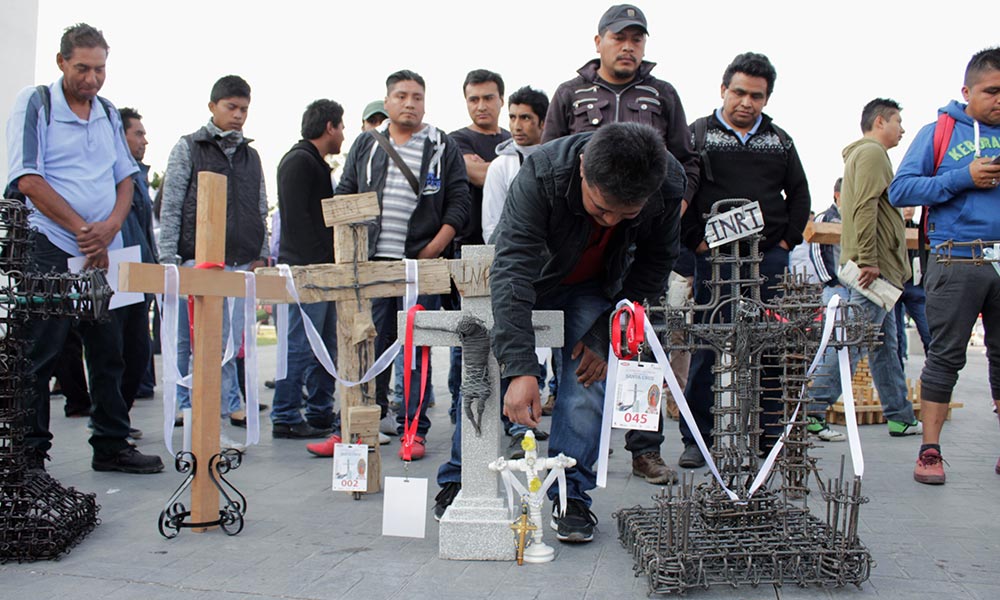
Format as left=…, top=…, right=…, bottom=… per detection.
left=335, top=124, right=470, bottom=258
left=490, top=132, right=686, bottom=379
left=681, top=112, right=810, bottom=253
left=277, top=140, right=334, bottom=265
left=543, top=59, right=699, bottom=202
left=177, top=128, right=265, bottom=265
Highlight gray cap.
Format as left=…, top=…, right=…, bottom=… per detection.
left=598, top=4, right=648, bottom=35
left=362, top=100, right=388, bottom=121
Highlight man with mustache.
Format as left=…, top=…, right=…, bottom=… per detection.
left=543, top=3, right=697, bottom=486
left=5, top=23, right=163, bottom=474
left=677, top=52, right=811, bottom=468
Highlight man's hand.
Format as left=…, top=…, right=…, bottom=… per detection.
left=503, top=375, right=542, bottom=428
left=970, top=157, right=1000, bottom=189
left=573, top=341, right=607, bottom=387
left=695, top=240, right=709, bottom=254
left=77, top=220, right=120, bottom=256
left=83, top=248, right=109, bottom=270
left=778, top=240, right=790, bottom=250
left=416, top=241, right=443, bottom=259
left=858, top=265, right=880, bottom=288
left=248, top=259, right=267, bottom=271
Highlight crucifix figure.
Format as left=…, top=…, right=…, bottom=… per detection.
left=120, top=172, right=293, bottom=536
left=399, top=244, right=563, bottom=560
left=259, top=191, right=451, bottom=495
left=509, top=503, right=537, bottom=566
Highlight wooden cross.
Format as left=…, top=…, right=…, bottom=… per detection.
left=399, top=244, right=563, bottom=560
left=119, top=172, right=293, bottom=532
left=259, top=192, right=451, bottom=494
left=803, top=221, right=919, bottom=249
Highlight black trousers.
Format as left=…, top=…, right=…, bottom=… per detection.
left=24, top=234, right=131, bottom=457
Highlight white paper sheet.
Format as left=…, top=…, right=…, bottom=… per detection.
left=838, top=260, right=902, bottom=311
left=382, top=476, right=428, bottom=539
left=67, top=245, right=144, bottom=310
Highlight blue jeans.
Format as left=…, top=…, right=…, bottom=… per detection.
left=894, top=280, right=931, bottom=366
left=175, top=261, right=245, bottom=417
left=270, top=301, right=337, bottom=427
left=374, top=293, right=441, bottom=437
left=437, top=282, right=612, bottom=506
left=808, top=288, right=917, bottom=423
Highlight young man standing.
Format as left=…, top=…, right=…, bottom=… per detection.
left=808, top=99, right=920, bottom=441
left=158, top=75, right=269, bottom=446
left=269, top=100, right=344, bottom=443
left=335, top=70, right=470, bottom=460
left=890, top=47, right=1000, bottom=484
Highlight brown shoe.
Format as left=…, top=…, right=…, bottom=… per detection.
left=632, top=452, right=678, bottom=484
left=541, top=394, right=556, bottom=416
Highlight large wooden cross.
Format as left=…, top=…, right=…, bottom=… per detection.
left=259, top=192, right=451, bottom=494
left=119, top=172, right=293, bottom=532
left=399, top=245, right=563, bottom=560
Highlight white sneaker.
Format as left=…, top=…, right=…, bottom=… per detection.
left=380, top=412, right=399, bottom=436
left=806, top=417, right=846, bottom=442
left=220, top=433, right=247, bottom=452
left=379, top=432, right=391, bottom=445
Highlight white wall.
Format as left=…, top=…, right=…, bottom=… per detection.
left=0, top=0, right=39, bottom=185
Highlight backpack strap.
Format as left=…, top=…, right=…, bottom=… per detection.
left=932, top=112, right=955, bottom=175
left=692, top=116, right=713, bottom=183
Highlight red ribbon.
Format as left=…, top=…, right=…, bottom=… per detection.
left=401, top=304, right=429, bottom=461
left=186, top=262, right=226, bottom=346
left=611, top=302, right=645, bottom=360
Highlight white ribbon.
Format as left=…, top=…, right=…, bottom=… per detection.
left=161, top=265, right=180, bottom=456
left=598, top=295, right=854, bottom=503
left=241, top=271, right=260, bottom=447
left=274, top=259, right=419, bottom=387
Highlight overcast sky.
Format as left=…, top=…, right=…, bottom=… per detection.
left=30, top=0, right=996, bottom=214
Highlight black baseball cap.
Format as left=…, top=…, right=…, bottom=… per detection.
left=598, top=4, right=648, bottom=35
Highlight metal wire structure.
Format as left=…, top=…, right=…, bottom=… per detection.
left=0, top=199, right=111, bottom=562
left=618, top=199, right=879, bottom=595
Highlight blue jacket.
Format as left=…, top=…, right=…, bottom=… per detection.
left=889, top=100, right=1000, bottom=256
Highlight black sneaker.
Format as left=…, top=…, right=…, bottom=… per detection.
left=507, top=432, right=526, bottom=460
left=678, top=443, right=706, bottom=468
left=92, top=446, right=164, bottom=474
left=433, top=482, right=461, bottom=521
left=272, top=422, right=331, bottom=439
left=551, top=498, right=598, bottom=543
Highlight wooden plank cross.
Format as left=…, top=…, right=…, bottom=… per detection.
left=119, top=172, right=293, bottom=532
left=803, top=221, right=919, bottom=249
left=259, top=192, right=451, bottom=494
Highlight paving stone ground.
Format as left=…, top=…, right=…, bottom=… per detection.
left=2, top=338, right=997, bottom=599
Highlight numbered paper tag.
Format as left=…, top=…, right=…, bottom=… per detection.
left=382, top=476, right=428, bottom=538
left=611, top=360, right=661, bottom=431
left=332, top=444, right=368, bottom=492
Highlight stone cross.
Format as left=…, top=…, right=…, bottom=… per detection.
left=258, top=192, right=451, bottom=494
left=119, top=172, right=292, bottom=532
left=398, top=244, right=563, bottom=560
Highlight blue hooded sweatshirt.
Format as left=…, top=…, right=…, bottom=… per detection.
left=889, top=100, right=1000, bottom=257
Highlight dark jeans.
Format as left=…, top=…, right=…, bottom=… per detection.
left=894, top=279, right=931, bottom=366
left=55, top=326, right=92, bottom=416
left=271, top=301, right=337, bottom=427
left=119, top=298, right=153, bottom=410
left=373, top=293, right=441, bottom=437
left=24, top=233, right=131, bottom=457
left=680, top=245, right=789, bottom=449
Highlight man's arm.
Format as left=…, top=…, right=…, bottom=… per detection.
left=251, top=168, right=269, bottom=269
left=334, top=136, right=363, bottom=196
left=157, top=138, right=193, bottom=265
left=417, top=139, right=469, bottom=258
left=846, top=145, right=888, bottom=272
left=16, top=175, right=88, bottom=233
left=781, top=139, right=812, bottom=249
left=462, top=154, right=489, bottom=187
left=660, top=86, right=700, bottom=207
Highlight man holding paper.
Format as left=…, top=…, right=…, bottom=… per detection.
left=807, top=98, right=921, bottom=439
left=4, top=23, right=163, bottom=474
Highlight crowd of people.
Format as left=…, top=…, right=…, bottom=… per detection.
left=6, top=5, right=999, bottom=545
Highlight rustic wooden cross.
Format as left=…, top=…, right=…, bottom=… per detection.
left=398, top=244, right=563, bottom=560
left=259, top=192, right=451, bottom=494
left=803, top=221, right=919, bottom=249
left=119, top=172, right=293, bottom=533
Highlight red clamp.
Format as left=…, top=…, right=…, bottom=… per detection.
left=611, top=302, right=645, bottom=360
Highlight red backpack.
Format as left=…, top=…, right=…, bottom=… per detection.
left=917, top=112, right=956, bottom=269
